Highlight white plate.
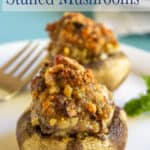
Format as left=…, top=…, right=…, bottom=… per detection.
left=0, top=40, right=150, bottom=150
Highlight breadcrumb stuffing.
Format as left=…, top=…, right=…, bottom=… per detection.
left=47, top=13, right=119, bottom=65
left=31, top=55, right=114, bottom=137
left=49, top=118, right=57, bottom=126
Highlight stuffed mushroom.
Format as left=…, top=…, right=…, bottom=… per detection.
left=16, top=55, right=128, bottom=150
left=46, top=13, right=130, bottom=90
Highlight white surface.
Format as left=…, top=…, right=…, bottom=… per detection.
left=94, top=12, right=150, bottom=35
left=0, top=40, right=150, bottom=150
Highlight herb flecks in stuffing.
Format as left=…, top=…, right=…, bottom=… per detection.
left=47, top=13, right=119, bottom=65
left=31, top=55, right=115, bottom=137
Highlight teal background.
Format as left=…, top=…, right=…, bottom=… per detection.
left=0, top=12, right=61, bottom=42
left=0, top=1, right=149, bottom=52
left=119, top=34, right=150, bottom=51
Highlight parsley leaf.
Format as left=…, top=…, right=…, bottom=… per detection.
left=124, top=75, right=150, bottom=117
left=143, top=75, right=150, bottom=93
left=124, top=94, right=150, bottom=116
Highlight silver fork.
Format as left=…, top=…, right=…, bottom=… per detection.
left=0, top=41, right=47, bottom=101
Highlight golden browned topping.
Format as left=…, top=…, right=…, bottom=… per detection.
left=31, top=55, right=114, bottom=138
left=47, top=13, right=119, bottom=65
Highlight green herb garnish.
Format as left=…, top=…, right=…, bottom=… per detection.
left=124, top=75, right=150, bottom=117
left=143, top=75, right=150, bottom=93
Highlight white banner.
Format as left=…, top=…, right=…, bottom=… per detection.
left=2, top=0, right=150, bottom=11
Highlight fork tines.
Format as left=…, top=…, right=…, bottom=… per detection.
left=0, top=41, right=47, bottom=100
